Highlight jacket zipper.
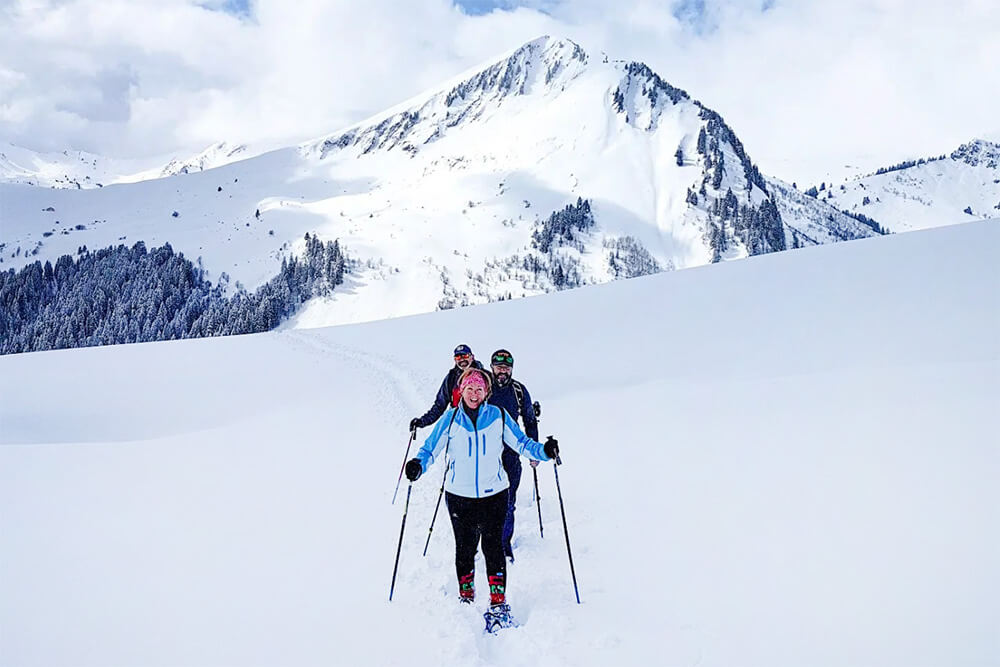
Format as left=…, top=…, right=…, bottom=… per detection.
left=474, top=414, right=480, bottom=497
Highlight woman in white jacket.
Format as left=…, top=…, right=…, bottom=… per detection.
left=405, top=366, right=559, bottom=629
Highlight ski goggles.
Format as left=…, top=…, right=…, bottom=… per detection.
left=454, top=353, right=472, bottom=362
left=491, top=352, right=514, bottom=366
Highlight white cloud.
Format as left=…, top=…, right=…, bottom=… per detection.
left=1, top=0, right=997, bottom=184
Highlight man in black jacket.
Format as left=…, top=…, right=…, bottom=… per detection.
left=486, top=348, right=539, bottom=561
left=410, top=344, right=485, bottom=431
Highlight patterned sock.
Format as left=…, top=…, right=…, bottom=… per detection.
left=459, top=571, right=475, bottom=601
left=488, top=572, right=506, bottom=606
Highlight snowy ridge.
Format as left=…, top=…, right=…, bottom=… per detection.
left=147, top=142, right=250, bottom=180
left=1, top=222, right=996, bottom=665
left=313, top=37, right=589, bottom=159
left=806, top=139, right=1000, bottom=233
left=0, top=141, right=257, bottom=189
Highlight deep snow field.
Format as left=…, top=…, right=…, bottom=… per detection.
left=1, top=221, right=997, bottom=666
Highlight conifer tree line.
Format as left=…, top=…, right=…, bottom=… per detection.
left=841, top=210, right=887, bottom=235
left=461, top=198, right=595, bottom=300
left=0, top=233, right=348, bottom=355
left=466, top=199, right=662, bottom=303
left=611, top=62, right=689, bottom=115
left=873, top=155, right=946, bottom=176
left=604, top=236, right=663, bottom=278
left=951, top=141, right=998, bottom=168
left=690, top=113, right=784, bottom=261
left=531, top=197, right=595, bottom=254
left=700, top=187, right=785, bottom=262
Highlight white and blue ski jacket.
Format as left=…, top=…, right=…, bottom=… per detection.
left=415, top=402, right=550, bottom=499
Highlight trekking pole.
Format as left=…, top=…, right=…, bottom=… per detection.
left=392, top=428, right=417, bottom=505
left=533, top=466, right=544, bottom=538
left=389, top=483, right=412, bottom=601
left=532, top=401, right=544, bottom=537
left=552, top=452, right=580, bottom=604
left=422, top=440, right=451, bottom=557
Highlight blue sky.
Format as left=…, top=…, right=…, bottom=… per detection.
left=454, top=0, right=529, bottom=15
left=454, top=0, right=773, bottom=33
left=207, top=0, right=253, bottom=19
left=216, top=0, right=744, bottom=32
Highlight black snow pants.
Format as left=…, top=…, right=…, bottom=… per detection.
left=445, top=489, right=509, bottom=583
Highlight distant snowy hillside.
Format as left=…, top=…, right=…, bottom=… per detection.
left=0, top=143, right=144, bottom=189
left=0, top=141, right=255, bottom=189
left=120, top=142, right=252, bottom=182
left=1, top=222, right=995, bottom=666
left=806, top=139, right=1000, bottom=233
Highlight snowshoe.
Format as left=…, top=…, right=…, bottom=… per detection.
left=484, top=603, right=517, bottom=634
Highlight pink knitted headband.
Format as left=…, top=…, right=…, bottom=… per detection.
left=460, top=372, right=488, bottom=392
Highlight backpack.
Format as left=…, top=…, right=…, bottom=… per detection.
left=512, top=380, right=540, bottom=423
left=512, top=380, right=525, bottom=420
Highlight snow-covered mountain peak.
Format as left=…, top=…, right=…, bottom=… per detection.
left=459, top=34, right=590, bottom=97
left=1, top=37, right=889, bottom=332
left=311, top=36, right=592, bottom=160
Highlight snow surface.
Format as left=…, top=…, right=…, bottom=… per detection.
left=2, top=222, right=997, bottom=666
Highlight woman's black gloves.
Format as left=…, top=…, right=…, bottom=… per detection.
left=405, top=459, right=423, bottom=482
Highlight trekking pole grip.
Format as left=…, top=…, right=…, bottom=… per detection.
left=392, top=428, right=417, bottom=505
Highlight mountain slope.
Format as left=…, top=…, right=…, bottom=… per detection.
left=1, top=222, right=996, bottom=666
left=0, top=36, right=882, bottom=332
left=768, top=176, right=882, bottom=247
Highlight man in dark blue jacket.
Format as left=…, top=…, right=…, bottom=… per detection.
left=486, top=348, right=539, bottom=561
left=410, top=344, right=486, bottom=430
